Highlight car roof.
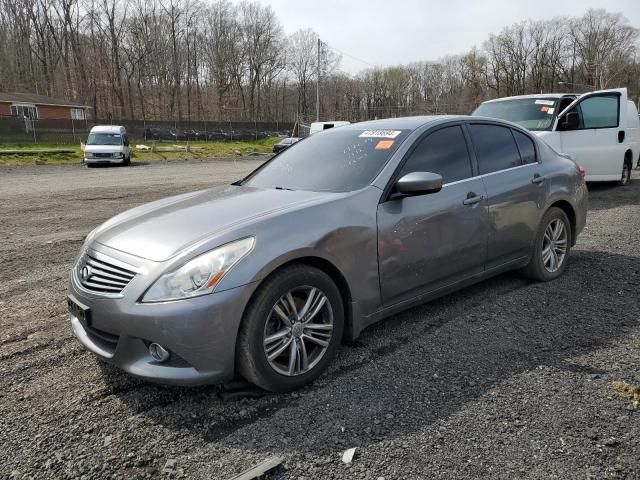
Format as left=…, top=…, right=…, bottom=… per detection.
left=90, top=125, right=125, bottom=133
left=482, top=93, right=577, bottom=104
left=344, top=115, right=466, bottom=132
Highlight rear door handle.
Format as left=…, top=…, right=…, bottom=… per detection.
left=463, top=192, right=483, bottom=205
left=618, top=130, right=625, bottom=143
left=532, top=174, right=546, bottom=184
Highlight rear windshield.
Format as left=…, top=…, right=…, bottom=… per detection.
left=473, top=98, right=559, bottom=130
left=242, top=128, right=410, bottom=192
left=87, top=133, right=122, bottom=145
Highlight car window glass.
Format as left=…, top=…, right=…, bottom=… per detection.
left=243, top=128, right=410, bottom=192
left=512, top=130, right=536, bottom=164
left=469, top=124, right=522, bottom=174
left=579, top=95, right=619, bottom=128
left=399, top=125, right=472, bottom=184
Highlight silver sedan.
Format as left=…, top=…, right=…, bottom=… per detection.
left=68, top=116, right=588, bottom=392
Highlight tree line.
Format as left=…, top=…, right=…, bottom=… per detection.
left=0, top=1, right=638, bottom=123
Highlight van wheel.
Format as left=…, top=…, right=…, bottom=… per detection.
left=618, top=161, right=631, bottom=186
left=123, top=155, right=131, bottom=166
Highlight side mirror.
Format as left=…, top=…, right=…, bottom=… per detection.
left=560, top=111, right=579, bottom=130
left=395, top=172, right=443, bottom=197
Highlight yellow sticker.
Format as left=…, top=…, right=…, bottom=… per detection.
left=375, top=140, right=395, bottom=150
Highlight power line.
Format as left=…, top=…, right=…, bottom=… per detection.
left=322, top=41, right=378, bottom=70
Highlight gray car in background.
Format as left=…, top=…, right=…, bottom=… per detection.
left=67, top=115, right=588, bottom=392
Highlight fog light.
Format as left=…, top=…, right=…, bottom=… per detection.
left=149, top=343, right=170, bottom=362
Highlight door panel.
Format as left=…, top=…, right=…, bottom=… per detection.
left=467, top=123, right=546, bottom=268
left=555, top=89, right=627, bottom=180
left=377, top=178, right=488, bottom=306
left=481, top=165, right=546, bottom=267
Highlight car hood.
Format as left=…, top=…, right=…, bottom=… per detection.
left=92, top=185, right=333, bottom=261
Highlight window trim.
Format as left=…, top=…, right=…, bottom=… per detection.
left=511, top=127, right=539, bottom=166
left=381, top=121, right=476, bottom=202
left=10, top=103, right=39, bottom=120
left=70, top=108, right=85, bottom=120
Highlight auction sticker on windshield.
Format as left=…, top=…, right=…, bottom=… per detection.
left=359, top=130, right=402, bottom=139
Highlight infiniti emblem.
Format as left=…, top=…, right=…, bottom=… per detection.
left=81, top=265, right=92, bottom=281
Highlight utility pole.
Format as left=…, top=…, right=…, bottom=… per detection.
left=316, top=37, right=321, bottom=122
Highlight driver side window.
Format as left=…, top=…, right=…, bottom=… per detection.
left=399, top=125, right=473, bottom=184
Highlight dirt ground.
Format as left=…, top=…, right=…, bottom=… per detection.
left=1, top=160, right=639, bottom=479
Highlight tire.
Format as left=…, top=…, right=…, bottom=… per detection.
left=123, top=155, right=131, bottom=166
left=618, top=161, right=631, bottom=186
left=236, top=265, right=344, bottom=392
left=520, top=207, right=572, bottom=282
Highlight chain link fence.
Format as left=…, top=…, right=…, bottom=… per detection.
left=0, top=115, right=294, bottom=144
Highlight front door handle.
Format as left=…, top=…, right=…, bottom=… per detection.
left=532, top=174, right=546, bottom=184
left=462, top=192, right=482, bottom=205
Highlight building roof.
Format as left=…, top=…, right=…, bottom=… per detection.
left=0, top=92, right=91, bottom=108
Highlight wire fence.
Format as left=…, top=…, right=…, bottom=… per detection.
left=0, top=115, right=294, bottom=145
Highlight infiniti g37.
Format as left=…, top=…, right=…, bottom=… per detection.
left=68, top=116, right=588, bottom=392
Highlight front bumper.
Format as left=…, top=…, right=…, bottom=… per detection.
left=84, top=157, right=125, bottom=165
left=68, top=247, right=257, bottom=386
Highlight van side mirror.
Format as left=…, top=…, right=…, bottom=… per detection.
left=560, top=111, right=579, bottom=130
left=395, top=172, right=443, bottom=197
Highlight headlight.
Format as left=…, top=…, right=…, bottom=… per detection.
left=113, top=152, right=123, bottom=158
left=141, top=237, right=255, bottom=302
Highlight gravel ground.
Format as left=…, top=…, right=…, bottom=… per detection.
left=1, top=160, right=639, bottom=480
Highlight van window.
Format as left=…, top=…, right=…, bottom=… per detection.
left=469, top=124, right=522, bottom=174
left=399, top=126, right=472, bottom=184
left=87, top=133, right=122, bottom=146
left=579, top=95, right=619, bottom=129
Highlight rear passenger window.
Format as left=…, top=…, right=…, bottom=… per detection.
left=399, top=125, right=472, bottom=184
left=469, top=124, right=522, bottom=174
left=512, top=130, right=536, bottom=164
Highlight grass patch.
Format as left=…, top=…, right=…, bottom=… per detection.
left=0, top=137, right=280, bottom=166
left=611, top=380, right=640, bottom=409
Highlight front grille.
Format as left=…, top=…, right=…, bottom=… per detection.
left=93, top=152, right=113, bottom=158
left=78, top=253, right=136, bottom=294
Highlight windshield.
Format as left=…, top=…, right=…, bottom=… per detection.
left=87, top=133, right=122, bottom=145
left=473, top=98, right=559, bottom=130
left=242, top=128, right=410, bottom=192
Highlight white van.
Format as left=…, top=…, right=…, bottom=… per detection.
left=84, top=125, right=132, bottom=166
left=473, top=88, right=640, bottom=185
left=309, top=121, right=350, bottom=135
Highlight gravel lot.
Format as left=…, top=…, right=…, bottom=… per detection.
left=1, top=160, right=639, bottom=480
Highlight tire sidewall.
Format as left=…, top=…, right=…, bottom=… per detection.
left=620, top=162, right=631, bottom=186
left=238, top=266, right=344, bottom=392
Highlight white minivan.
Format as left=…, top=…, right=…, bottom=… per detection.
left=84, top=125, right=132, bottom=166
left=473, top=88, right=640, bottom=185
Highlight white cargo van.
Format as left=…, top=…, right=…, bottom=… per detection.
left=473, top=88, right=640, bottom=185
left=84, top=125, right=132, bottom=166
left=309, top=121, right=350, bottom=135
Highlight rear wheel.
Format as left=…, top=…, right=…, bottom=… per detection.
left=618, top=161, right=631, bottom=186
left=236, top=265, right=344, bottom=392
left=520, top=207, right=571, bottom=282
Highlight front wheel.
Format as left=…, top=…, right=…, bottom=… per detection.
left=520, top=207, right=571, bottom=282
left=236, top=265, right=344, bottom=392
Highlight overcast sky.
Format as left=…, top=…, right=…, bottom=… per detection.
left=233, top=0, right=640, bottom=74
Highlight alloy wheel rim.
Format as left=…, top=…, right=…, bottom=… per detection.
left=263, top=286, right=333, bottom=376
left=542, top=218, right=568, bottom=273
